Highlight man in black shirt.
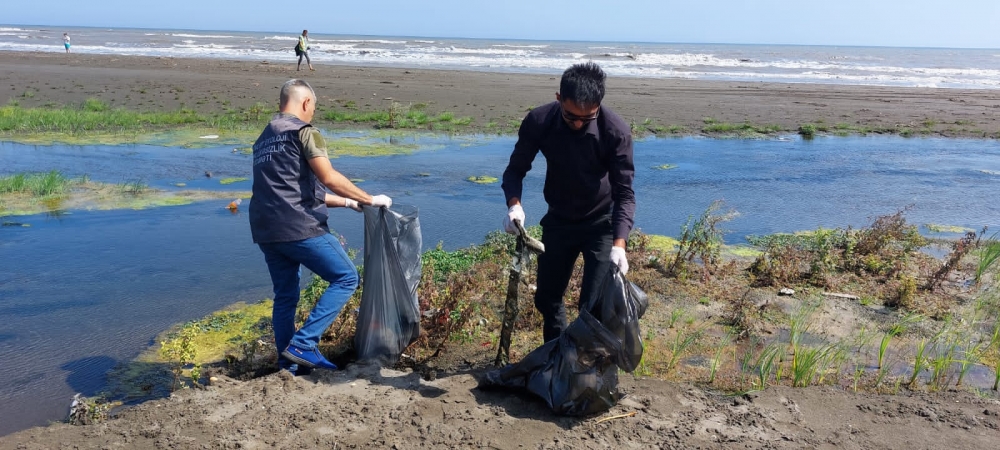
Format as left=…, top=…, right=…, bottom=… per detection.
left=501, top=62, right=636, bottom=343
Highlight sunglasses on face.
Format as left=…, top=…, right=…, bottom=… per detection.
left=561, top=107, right=599, bottom=124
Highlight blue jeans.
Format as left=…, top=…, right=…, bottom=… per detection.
left=258, top=233, right=358, bottom=369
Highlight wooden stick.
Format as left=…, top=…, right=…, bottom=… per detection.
left=595, top=411, right=637, bottom=424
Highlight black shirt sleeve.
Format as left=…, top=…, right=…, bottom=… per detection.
left=608, top=129, right=636, bottom=241
left=501, top=112, right=541, bottom=206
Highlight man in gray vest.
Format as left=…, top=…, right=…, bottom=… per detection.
left=250, top=79, right=393, bottom=374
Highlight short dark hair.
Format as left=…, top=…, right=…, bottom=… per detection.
left=559, top=62, right=606, bottom=107
left=279, top=79, right=315, bottom=108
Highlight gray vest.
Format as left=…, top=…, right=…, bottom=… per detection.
left=249, top=114, right=329, bottom=243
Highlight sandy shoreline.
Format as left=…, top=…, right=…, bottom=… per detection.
left=4, top=50, right=1000, bottom=447
left=3, top=51, right=1000, bottom=137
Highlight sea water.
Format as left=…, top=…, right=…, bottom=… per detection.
left=2, top=134, right=1000, bottom=435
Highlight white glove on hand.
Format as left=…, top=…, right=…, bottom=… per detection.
left=503, top=204, right=525, bottom=235
left=343, top=198, right=362, bottom=212
left=610, top=246, right=629, bottom=275
left=370, top=194, right=393, bottom=209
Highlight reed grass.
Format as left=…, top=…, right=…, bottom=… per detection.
left=976, top=233, right=1000, bottom=284
left=708, top=332, right=733, bottom=384
left=0, top=171, right=70, bottom=196
left=323, top=101, right=473, bottom=130
left=791, top=344, right=830, bottom=387
left=665, top=324, right=704, bottom=373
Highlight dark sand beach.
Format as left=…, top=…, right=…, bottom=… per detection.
left=2, top=53, right=1000, bottom=448
left=3, top=51, right=1000, bottom=137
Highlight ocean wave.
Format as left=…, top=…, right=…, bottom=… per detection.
left=582, top=52, right=637, bottom=60
left=1, top=33, right=997, bottom=90
left=174, top=43, right=236, bottom=49
left=0, top=27, right=31, bottom=32
left=492, top=44, right=549, bottom=49
left=338, top=39, right=408, bottom=44
left=170, top=33, right=237, bottom=39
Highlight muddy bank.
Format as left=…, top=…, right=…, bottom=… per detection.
left=2, top=365, right=998, bottom=449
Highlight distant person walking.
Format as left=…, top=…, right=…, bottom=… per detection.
left=295, top=30, right=315, bottom=71
left=63, top=33, right=70, bottom=53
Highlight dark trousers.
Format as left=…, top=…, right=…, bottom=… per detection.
left=534, top=213, right=613, bottom=343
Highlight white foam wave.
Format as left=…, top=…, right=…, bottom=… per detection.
left=170, top=33, right=236, bottom=39
left=493, top=44, right=549, bottom=49
left=337, top=39, right=407, bottom=44
left=0, top=27, right=30, bottom=32
left=174, top=43, right=236, bottom=49
left=1, top=35, right=997, bottom=90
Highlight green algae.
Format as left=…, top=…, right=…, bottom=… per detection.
left=466, top=175, right=499, bottom=184
left=219, top=177, right=248, bottom=185
left=924, top=223, right=976, bottom=234
left=0, top=181, right=250, bottom=217
left=646, top=234, right=680, bottom=252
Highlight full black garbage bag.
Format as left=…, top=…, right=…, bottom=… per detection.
left=481, top=266, right=648, bottom=415
left=588, top=268, right=648, bottom=373
left=355, top=205, right=422, bottom=366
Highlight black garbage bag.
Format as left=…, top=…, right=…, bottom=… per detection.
left=354, top=205, right=422, bottom=366
left=588, top=268, right=648, bottom=372
left=481, top=266, right=648, bottom=415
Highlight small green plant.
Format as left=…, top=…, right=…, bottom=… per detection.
left=955, top=343, right=980, bottom=387
left=791, top=344, right=836, bottom=387
left=925, top=230, right=977, bottom=292
left=82, top=98, right=109, bottom=112
left=67, top=394, right=119, bottom=426
left=160, top=326, right=199, bottom=390
left=752, top=343, right=781, bottom=390
left=798, top=123, right=816, bottom=138
left=0, top=171, right=70, bottom=196
left=986, top=320, right=1000, bottom=391
left=788, top=302, right=819, bottom=367
left=877, top=313, right=920, bottom=385
left=976, top=231, right=1000, bottom=284
left=928, top=340, right=959, bottom=391
left=665, top=324, right=703, bottom=373
left=119, top=178, right=148, bottom=195
left=668, top=200, right=738, bottom=279
left=708, top=332, right=733, bottom=384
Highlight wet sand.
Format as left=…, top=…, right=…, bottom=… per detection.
left=3, top=51, right=999, bottom=137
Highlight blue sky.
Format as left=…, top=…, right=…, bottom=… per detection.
left=6, top=0, right=999, bottom=48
